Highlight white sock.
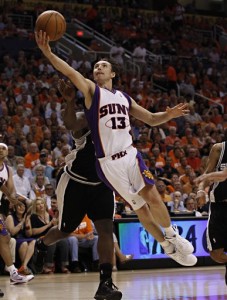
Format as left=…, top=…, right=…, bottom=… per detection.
left=160, top=240, right=170, bottom=247
left=164, top=226, right=175, bottom=237
left=6, top=265, right=17, bottom=276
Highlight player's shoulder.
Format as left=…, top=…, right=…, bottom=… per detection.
left=211, top=142, right=223, bottom=153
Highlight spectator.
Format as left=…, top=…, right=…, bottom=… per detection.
left=112, top=232, right=133, bottom=271
left=38, top=149, right=54, bottom=183
left=184, top=196, right=202, bottom=217
left=156, top=179, right=171, bottom=203
left=182, top=172, right=198, bottom=195
left=5, top=202, right=35, bottom=275
left=29, top=197, right=70, bottom=274
left=24, top=143, right=40, bottom=170
left=110, top=41, right=125, bottom=66
left=12, top=164, right=33, bottom=200
left=167, top=191, right=186, bottom=213
left=68, top=215, right=99, bottom=273
left=186, top=146, right=201, bottom=172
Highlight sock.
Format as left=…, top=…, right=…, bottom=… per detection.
left=99, top=263, right=112, bottom=282
left=164, top=226, right=176, bottom=237
left=37, top=238, right=48, bottom=251
left=6, top=264, right=17, bottom=276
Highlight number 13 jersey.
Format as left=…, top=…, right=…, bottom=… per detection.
left=84, top=85, right=133, bottom=158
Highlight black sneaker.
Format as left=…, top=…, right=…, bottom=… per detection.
left=0, top=289, right=4, bottom=298
left=94, top=278, right=122, bottom=300
left=32, top=238, right=47, bottom=274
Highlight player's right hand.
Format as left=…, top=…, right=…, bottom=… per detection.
left=35, top=30, right=51, bottom=54
left=58, top=79, right=75, bottom=101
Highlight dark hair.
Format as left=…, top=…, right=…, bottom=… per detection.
left=93, top=57, right=120, bottom=84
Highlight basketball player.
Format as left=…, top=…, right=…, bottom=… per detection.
left=34, top=80, right=122, bottom=300
left=35, top=31, right=197, bottom=269
left=0, top=143, right=34, bottom=297
left=195, top=141, right=227, bottom=285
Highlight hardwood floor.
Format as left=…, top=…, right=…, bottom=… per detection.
left=0, top=266, right=226, bottom=299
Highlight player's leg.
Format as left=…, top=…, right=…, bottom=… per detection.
left=90, top=184, right=122, bottom=300
left=139, top=184, right=194, bottom=254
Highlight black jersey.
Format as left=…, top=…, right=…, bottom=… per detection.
left=210, top=141, right=227, bottom=203
left=64, top=130, right=101, bottom=184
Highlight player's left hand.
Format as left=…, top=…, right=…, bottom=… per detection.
left=166, top=103, right=189, bottom=118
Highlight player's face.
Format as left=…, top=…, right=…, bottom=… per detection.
left=0, top=145, right=8, bottom=159
left=93, top=60, right=115, bottom=84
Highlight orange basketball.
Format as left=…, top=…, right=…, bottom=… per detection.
left=35, top=10, right=66, bottom=41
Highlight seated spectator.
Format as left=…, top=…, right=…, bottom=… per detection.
left=112, top=232, right=133, bottom=271
left=186, top=146, right=201, bottom=172
left=167, top=191, right=186, bottom=213
left=29, top=197, right=70, bottom=274
left=68, top=215, right=99, bottom=273
left=24, top=143, right=40, bottom=170
left=164, top=126, right=180, bottom=151
left=38, top=149, right=55, bottom=185
left=168, top=146, right=185, bottom=169
left=184, top=196, right=202, bottom=217
left=5, top=202, right=35, bottom=275
left=148, top=156, right=164, bottom=178
left=13, top=164, right=33, bottom=200
left=177, top=156, right=189, bottom=175
left=162, top=156, right=178, bottom=179
left=179, top=165, right=192, bottom=185
left=45, top=185, right=55, bottom=210
left=182, top=172, right=198, bottom=195
left=150, top=147, right=166, bottom=168
left=156, top=179, right=171, bottom=203
left=30, top=174, right=48, bottom=199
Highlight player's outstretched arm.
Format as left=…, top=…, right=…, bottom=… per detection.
left=35, top=30, right=95, bottom=102
left=195, top=168, right=227, bottom=184
left=130, top=100, right=189, bottom=126
left=58, top=79, right=88, bottom=132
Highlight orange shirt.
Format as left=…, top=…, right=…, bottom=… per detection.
left=24, top=153, right=40, bottom=169
left=72, top=215, right=93, bottom=235
left=167, top=66, right=177, bottom=82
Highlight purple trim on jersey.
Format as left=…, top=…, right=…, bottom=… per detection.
left=0, top=219, right=9, bottom=236
left=84, top=85, right=105, bottom=158
left=136, top=151, right=155, bottom=186
left=122, top=92, right=132, bottom=110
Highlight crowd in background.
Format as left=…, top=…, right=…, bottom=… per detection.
left=0, top=0, right=226, bottom=274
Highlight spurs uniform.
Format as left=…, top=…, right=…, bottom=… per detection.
left=207, top=141, right=227, bottom=251
left=85, top=85, right=155, bottom=211
left=56, top=130, right=114, bottom=233
left=0, top=162, right=10, bottom=236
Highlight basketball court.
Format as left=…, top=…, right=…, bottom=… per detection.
left=0, top=266, right=226, bottom=299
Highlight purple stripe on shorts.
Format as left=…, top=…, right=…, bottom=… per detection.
left=0, top=219, right=9, bottom=236
left=136, top=151, right=155, bottom=186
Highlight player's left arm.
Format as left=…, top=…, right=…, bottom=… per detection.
left=129, top=99, right=189, bottom=126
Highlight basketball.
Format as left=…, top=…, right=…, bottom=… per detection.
left=35, top=10, right=66, bottom=41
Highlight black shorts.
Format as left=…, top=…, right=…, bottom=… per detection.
left=207, top=203, right=227, bottom=251
left=56, top=171, right=114, bottom=233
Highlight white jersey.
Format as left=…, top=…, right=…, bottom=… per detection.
left=0, top=162, right=9, bottom=202
left=84, top=85, right=133, bottom=158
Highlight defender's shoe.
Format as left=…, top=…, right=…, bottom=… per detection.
left=165, top=225, right=194, bottom=255
left=0, top=289, right=4, bottom=297
left=10, top=271, right=34, bottom=285
left=33, top=238, right=47, bottom=274
left=94, top=278, right=122, bottom=300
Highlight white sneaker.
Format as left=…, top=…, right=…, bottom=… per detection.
left=10, top=271, right=34, bottom=285
left=166, top=249, right=197, bottom=266
left=165, top=225, right=194, bottom=255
